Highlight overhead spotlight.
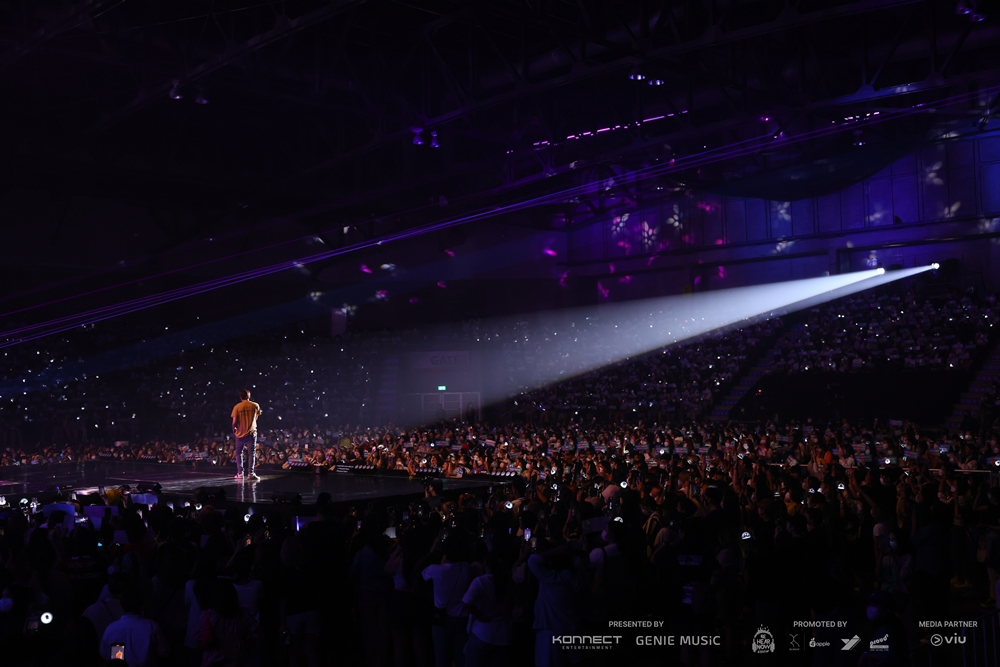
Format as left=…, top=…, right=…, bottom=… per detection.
left=628, top=67, right=646, bottom=81
left=412, top=128, right=424, bottom=145
left=956, top=0, right=986, bottom=20
left=168, top=80, right=183, bottom=100
left=876, top=268, right=885, bottom=275
left=430, top=131, right=440, bottom=148
left=931, top=262, right=940, bottom=270
left=648, top=78, right=665, bottom=86
left=194, top=91, right=209, bottom=105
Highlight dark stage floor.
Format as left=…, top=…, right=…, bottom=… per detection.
left=0, top=461, right=488, bottom=505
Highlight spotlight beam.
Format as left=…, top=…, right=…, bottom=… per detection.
left=475, top=267, right=933, bottom=408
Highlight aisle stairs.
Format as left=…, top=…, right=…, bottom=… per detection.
left=944, top=344, right=1000, bottom=430
left=708, top=324, right=802, bottom=423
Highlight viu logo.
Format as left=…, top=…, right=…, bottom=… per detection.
left=929, top=634, right=966, bottom=646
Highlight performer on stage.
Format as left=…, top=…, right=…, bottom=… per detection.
left=232, top=389, right=262, bottom=481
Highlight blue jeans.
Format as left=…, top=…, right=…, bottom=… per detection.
left=235, top=432, right=257, bottom=475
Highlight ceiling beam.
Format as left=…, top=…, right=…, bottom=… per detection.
left=288, top=0, right=927, bottom=181
left=89, top=0, right=369, bottom=134
left=0, top=0, right=122, bottom=71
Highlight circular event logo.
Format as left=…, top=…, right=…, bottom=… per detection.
left=752, top=627, right=775, bottom=654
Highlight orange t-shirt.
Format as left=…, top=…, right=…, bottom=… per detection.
left=231, top=400, right=261, bottom=438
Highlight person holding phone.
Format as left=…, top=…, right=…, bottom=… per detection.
left=100, top=589, right=169, bottom=667
left=195, top=579, right=259, bottom=667
left=462, top=550, right=513, bottom=667
left=422, top=535, right=474, bottom=667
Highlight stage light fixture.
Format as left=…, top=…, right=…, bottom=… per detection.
left=931, top=263, right=940, bottom=269
left=628, top=67, right=646, bottom=81
left=412, top=128, right=424, bottom=145
left=648, top=79, right=665, bottom=86
left=876, top=268, right=885, bottom=275
left=430, top=131, right=440, bottom=148
left=168, top=80, right=182, bottom=100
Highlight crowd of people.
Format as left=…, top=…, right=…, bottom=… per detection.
left=0, top=284, right=999, bottom=666
left=1, top=415, right=999, bottom=667
left=0, top=328, right=384, bottom=451
left=766, top=291, right=998, bottom=374
left=3, top=287, right=991, bottom=458
left=502, top=319, right=784, bottom=423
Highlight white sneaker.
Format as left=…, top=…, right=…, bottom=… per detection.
left=247, top=472, right=260, bottom=481
left=234, top=473, right=244, bottom=480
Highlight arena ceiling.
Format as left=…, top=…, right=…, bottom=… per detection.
left=0, top=0, right=998, bottom=334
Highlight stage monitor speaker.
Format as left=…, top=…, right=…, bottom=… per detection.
left=272, top=491, right=302, bottom=505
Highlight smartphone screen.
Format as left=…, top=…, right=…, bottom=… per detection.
left=111, top=644, right=125, bottom=661
left=523, top=528, right=531, bottom=541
